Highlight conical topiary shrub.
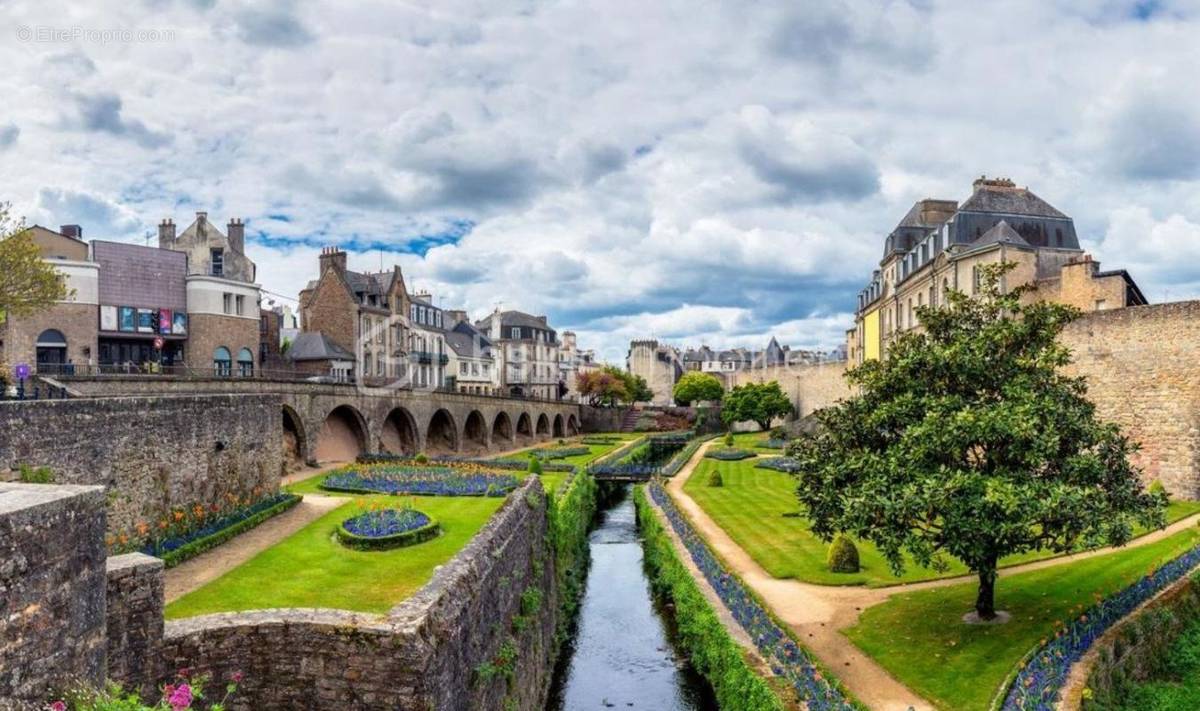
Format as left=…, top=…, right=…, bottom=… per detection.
left=528, top=455, right=543, bottom=476
left=827, top=534, right=860, bottom=573
left=708, top=470, right=723, bottom=487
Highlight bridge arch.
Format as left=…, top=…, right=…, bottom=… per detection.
left=463, top=410, right=489, bottom=453
left=552, top=413, right=565, bottom=438
left=535, top=413, right=550, bottom=438
left=516, top=412, right=533, bottom=440
left=314, top=404, right=368, bottom=463
left=380, top=406, right=420, bottom=455
left=281, top=404, right=307, bottom=469
left=492, top=412, right=514, bottom=448
left=426, top=408, right=459, bottom=454
left=567, top=413, right=580, bottom=436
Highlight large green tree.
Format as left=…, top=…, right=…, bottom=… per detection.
left=720, top=381, right=792, bottom=431
left=0, top=202, right=69, bottom=325
left=673, top=371, right=725, bottom=405
left=791, top=263, right=1165, bottom=620
left=576, top=368, right=628, bottom=407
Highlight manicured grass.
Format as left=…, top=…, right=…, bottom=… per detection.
left=164, top=494, right=503, bottom=618
left=684, top=457, right=1200, bottom=587
left=845, top=527, right=1200, bottom=711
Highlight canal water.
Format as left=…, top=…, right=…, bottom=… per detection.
left=546, top=485, right=718, bottom=710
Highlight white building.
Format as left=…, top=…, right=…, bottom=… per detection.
left=477, top=308, right=563, bottom=400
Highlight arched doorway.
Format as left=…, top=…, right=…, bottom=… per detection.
left=213, top=346, right=232, bottom=377
left=313, top=405, right=367, bottom=462
left=567, top=414, right=580, bottom=436
left=535, top=413, right=550, bottom=438
left=516, top=413, right=533, bottom=441
left=35, top=329, right=67, bottom=372
left=492, top=412, right=513, bottom=449
left=463, top=410, right=488, bottom=453
left=381, top=407, right=419, bottom=456
left=237, top=348, right=254, bottom=377
left=427, top=409, right=458, bottom=454
left=552, top=414, right=565, bottom=438
left=281, top=406, right=307, bottom=471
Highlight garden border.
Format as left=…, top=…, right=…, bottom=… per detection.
left=335, top=511, right=442, bottom=551
left=155, top=493, right=301, bottom=568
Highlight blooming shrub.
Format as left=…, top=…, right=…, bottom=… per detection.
left=322, top=464, right=519, bottom=497
left=755, top=457, right=801, bottom=474
left=108, top=491, right=298, bottom=565
left=51, top=669, right=241, bottom=711
left=1001, top=541, right=1200, bottom=710
left=646, top=482, right=860, bottom=710
left=704, top=447, right=757, bottom=461
left=337, top=505, right=440, bottom=550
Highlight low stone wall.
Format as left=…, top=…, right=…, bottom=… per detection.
left=160, top=476, right=558, bottom=710
left=0, top=483, right=107, bottom=708
left=105, top=553, right=165, bottom=697
left=0, top=394, right=283, bottom=537
left=579, top=404, right=626, bottom=432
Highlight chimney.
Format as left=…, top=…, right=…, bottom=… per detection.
left=447, top=309, right=468, bottom=325
left=59, top=224, right=82, bottom=240
left=318, top=246, right=347, bottom=276
left=157, top=218, right=175, bottom=248
left=227, top=218, right=244, bottom=254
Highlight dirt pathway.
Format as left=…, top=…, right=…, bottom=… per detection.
left=665, top=440, right=931, bottom=711
left=165, top=494, right=346, bottom=603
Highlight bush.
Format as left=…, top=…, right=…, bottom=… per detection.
left=336, top=508, right=441, bottom=551
left=708, top=470, right=723, bottom=487
left=1150, top=479, right=1167, bottom=498
left=53, top=668, right=242, bottom=710
left=724, top=431, right=735, bottom=447
left=18, top=464, right=54, bottom=483
left=827, top=535, right=860, bottom=573
left=704, top=448, right=756, bottom=461
left=528, top=456, right=543, bottom=476
left=414, top=452, right=429, bottom=464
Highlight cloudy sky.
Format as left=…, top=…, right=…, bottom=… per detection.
left=2, top=0, right=1199, bottom=362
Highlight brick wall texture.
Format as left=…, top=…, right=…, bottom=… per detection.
left=186, top=314, right=260, bottom=373
left=0, top=394, right=282, bottom=538
left=0, top=483, right=107, bottom=708
left=1, top=302, right=98, bottom=369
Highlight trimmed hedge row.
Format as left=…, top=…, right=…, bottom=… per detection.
left=660, top=435, right=717, bottom=478
left=152, top=493, right=301, bottom=568
left=704, top=447, right=758, bottom=461
left=635, top=486, right=788, bottom=711
left=336, top=513, right=442, bottom=551
left=755, top=456, right=801, bottom=474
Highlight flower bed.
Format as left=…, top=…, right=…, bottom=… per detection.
left=321, top=464, right=520, bottom=497
left=581, top=435, right=623, bottom=445
left=359, top=452, right=575, bottom=472
left=704, top=447, right=758, bottom=461
left=647, top=481, right=860, bottom=710
left=530, top=446, right=592, bottom=460
left=999, top=540, right=1200, bottom=710
left=336, top=507, right=441, bottom=550
left=107, top=492, right=301, bottom=568
left=761, top=438, right=790, bottom=450
left=588, top=462, right=660, bottom=478
left=660, top=436, right=714, bottom=478
left=755, top=456, right=801, bottom=474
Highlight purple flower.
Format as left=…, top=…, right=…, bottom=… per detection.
left=168, top=683, right=193, bottom=710
left=48, top=701, right=67, bottom=711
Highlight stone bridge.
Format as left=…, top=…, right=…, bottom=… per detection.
left=50, top=377, right=582, bottom=465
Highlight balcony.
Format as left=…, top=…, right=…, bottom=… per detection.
left=412, top=351, right=449, bottom=366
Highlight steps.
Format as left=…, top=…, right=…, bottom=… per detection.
left=619, top=408, right=640, bottom=433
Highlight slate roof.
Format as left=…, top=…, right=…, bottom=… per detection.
left=959, top=184, right=1067, bottom=219
left=290, top=332, right=355, bottom=361
left=968, top=220, right=1031, bottom=250
left=476, top=310, right=551, bottom=331
left=445, top=330, right=492, bottom=359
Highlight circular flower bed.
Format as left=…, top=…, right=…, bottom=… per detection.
left=336, top=508, right=441, bottom=550
left=321, top=464, right=520, bottom=497
left=704, top=447, right=757, bottom=461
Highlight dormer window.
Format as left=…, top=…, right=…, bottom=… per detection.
left=211, top=248, right=224, bottom=277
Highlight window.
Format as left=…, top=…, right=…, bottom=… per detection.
left=235, top=295, right=245, bottom=316
left=376, top=356, right=384, bottom=376
left=511, top=327, right=520, bottom=339
left=237, top=348, right=254, bottom=377
left=1095, top=299, right=1109, bottom=311
left=460, top=362, right=468, bottom=375
left=410, top=304, right=417, bottom=321
left=364, top=353, right=373, bottom=376
left=972, top=266, right=981, bottom=294
left=211, top=249, right=224, bottom=277
left=213, top=346, right=232, bottom=376
left=1055, top=228, right=1063, bottom=247
left=223, top=293, right=233, bottom=314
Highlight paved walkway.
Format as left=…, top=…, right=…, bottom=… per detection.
left=664, top=441, right=1200, bottom=711
left=164, top=493, right=346, bottom=603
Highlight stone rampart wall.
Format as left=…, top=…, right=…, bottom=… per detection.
left=105, top=553, right=165, bottom=697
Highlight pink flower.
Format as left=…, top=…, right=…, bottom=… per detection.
left=231, top=671, right=244, bottom=683
left=49, top=701, right=67, bottom=711
left=168, top=683, right=193, bottom=710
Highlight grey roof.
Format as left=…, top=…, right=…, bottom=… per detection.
left=959, top=184, right=1067, bottom=219
left=445, top=330, right=492, bottom=359
left=476, top=310, right=551, bottom=331
left=968, top=220, right=1030, bottom=250
left=290, top=332, right=355, bottom=361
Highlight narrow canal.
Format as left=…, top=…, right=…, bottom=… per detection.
left=546, top=484, right=718, bottom=710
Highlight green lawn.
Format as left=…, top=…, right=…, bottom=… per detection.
left=165, top=494, right=503, bottom=618
left=845, top=526, right=1200, bottom=710
left=684, top=457, right=1200, bottom=586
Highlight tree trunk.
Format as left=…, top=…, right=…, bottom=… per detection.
left=975, top=561, right=998, bottom=620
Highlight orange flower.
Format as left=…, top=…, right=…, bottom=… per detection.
left=192, top=504, right=205, bottom=519
left=136, top=522, right=150, bottom=536
left=159, top=519, right=169, bottom=530
left=118, top=533, right=129, bottom=545
left=174, top=511, right=185, bottom=522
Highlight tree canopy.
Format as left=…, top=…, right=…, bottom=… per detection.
left=0, top=203, right=70, bottom=325
left=576, top=365, right=651, bottom=407
left=790, top=263, right=1165, bottom=620
left=673, top=371, right=725, bottom=405
left=720, top=381, right=792, bottom=431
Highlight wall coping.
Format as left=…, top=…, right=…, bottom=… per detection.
left=107, top=552, right=164, bottom=576
left=0, top=482, right=105, bottom=516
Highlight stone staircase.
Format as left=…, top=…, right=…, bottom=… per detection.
left=619, top=408, right=641, bottom=433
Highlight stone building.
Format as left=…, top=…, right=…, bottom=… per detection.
left=445, top=316, right=496, bottom=395
left=558, top=331, right=598, bottom=402
left=477, top=309, right=563, bottom=400
left=626, top=339, right=682, bottom=405
left=408, top=291, right=448, bottom=390
left=158, top=212, right=262, bottom=375
left=848, top=177, right=1147, bottom=363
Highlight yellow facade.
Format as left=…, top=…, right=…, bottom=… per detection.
left=862, top=308, right=880, bottom=361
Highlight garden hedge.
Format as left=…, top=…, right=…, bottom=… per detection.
left=335, top=513, right=442, bottom=551
left=704, top=447, right=758, bottom=461
left=156, top=493, right=301, bottom=568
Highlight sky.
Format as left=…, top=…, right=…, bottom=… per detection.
left=2, top=0, right=1200, bottom=364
